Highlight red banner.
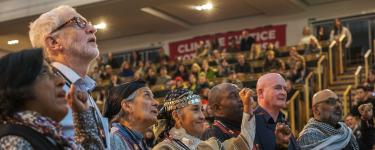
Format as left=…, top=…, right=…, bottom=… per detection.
left=168, top=24, right=286, bottom=60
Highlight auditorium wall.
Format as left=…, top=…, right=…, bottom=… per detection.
left=98, top=0, right=375, bottom=54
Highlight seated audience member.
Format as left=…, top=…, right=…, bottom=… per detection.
left=201, top=60, right=217, bottom=80
left=357, top=103, right=375, bottom=150
left=351, top=86, right=375, bottom=117
left=263, top=50, right=285, bottom=72
left=217, top=59, right=231, bottom=77
left=286, top=47, right=306, bottom=83
left=299, top=26, right=322, bottom=54
left=224, top=71, right=243, bottom=88
left=119, top=61, right=134, bottom=78
left=254, top=73, right=299, bottom=150
left=167, top=59, right=178, bottom=77
left=208, top=49, right=222, bottom=67
left=298, top=89, right=359, bottom=150
left=172, top=77, right=187, bottom=89
left=344, top=114, right=361, bottom=139
left=226, top=37, right=240, bottom=53
left=196, top=41, right=209, bottom=58
left=174, top=64, right=189, bottom=81
left=196, top=72, right=210, bottom=95
left=249, top=44, right=263, bottom=60
left=191, top=63, right=201, bottom=78
left=153, top=88, right=256, bottom=150
left=235, top=53, right=252, bottom=74
left=107, top=52, right=121, bottom=69
left=317, top=26, right=329, bottom=42
left=202, top=83, right=254, bottom=142
left=188, top=73, right=198, bottom=92
left=103, top=80, right=159, bottom=150
left=145, top=67, right=157, bottom=87
left=240, top=30, right=255, bottom=52
left=266, top=43, right=280, bottom=57
left=364, top=70, right=375, bottom=87
left=100, top=65, right=113, bottom=82
left=156, top=66, right=172, bottom=85
left=0, top=48, right=104, bottom=149
left=109, top=74, right=121, bottom=88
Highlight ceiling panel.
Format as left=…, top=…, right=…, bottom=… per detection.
left=301, top=0, right=350, bottom=6
left=0, top=0, right=350, bottom=53
left=155, top=0, right=262, bottom=25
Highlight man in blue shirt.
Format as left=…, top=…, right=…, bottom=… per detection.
left=29, top=5, right=110, bottom=149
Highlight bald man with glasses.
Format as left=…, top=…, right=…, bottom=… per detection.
left=297, top=89, right=359, bottom=150
left=29, top=5, right=109, bottom=149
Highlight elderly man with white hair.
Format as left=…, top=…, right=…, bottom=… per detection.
left=297, top=89, right=359, bottom=150
left=29, top=5, right=109, bottom=149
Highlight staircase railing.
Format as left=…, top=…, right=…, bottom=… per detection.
left=304, top=71, right=314, bottom=122
left=343, top=85, right=352, bottom=116
left=338, top=35, right=345, bottom=74
left=329, top=41, right=336, bottom=85
left=364, top=49, right=372, bottom=80
left=328, top=35, right=346, bottom=84
left=354, top=66, right=363, bottom=88
left=288, top=90, right=300, bottom=136
left=317, top=55, right=326, bottom=91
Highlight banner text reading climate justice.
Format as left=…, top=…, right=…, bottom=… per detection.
left=168, top=24, right=286, bottom=60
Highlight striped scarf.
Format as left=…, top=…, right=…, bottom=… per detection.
left=298, top=118, right=359, bottom=150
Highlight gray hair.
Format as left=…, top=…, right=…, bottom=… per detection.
left=29, top=5, right=77, bottom=58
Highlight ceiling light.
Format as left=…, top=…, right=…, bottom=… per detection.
left=194, top=3, right=213, bottom=11
left=94, top=22, right=107, bottom=29
left=7, top=40, right=18, bottom=45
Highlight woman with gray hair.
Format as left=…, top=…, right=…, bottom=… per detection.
left=103, top=80, right=159, bottom=150
left=153, top=88, right=255, bottom=150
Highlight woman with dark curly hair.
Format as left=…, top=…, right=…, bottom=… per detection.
left=153, top=88, right=256, bottom=150
left=0, top=48, right=104, bottom=149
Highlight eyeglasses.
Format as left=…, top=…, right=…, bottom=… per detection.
left=50, top=16, right=89, bottom=34
left=316, top=98, right=342, bottom=106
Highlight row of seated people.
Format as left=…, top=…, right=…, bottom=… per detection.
left=89, top=44, right=322, bottom=103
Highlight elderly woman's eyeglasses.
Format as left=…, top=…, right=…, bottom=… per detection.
left=50, top=16, right=89, bottom=34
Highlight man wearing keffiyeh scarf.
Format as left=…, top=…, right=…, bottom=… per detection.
left=297, top=89, right=359, bottom=150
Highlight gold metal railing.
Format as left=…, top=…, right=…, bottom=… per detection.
left=338, top=35, right=346, bottom=74
left=317, top=55, right=326, bottom=91
left=364, top=49, right=372, bottom=80
left=343, top=85, right=352, bottom=116
left=304, top=72, right=314, bottom=121
left=354, top=66, right=362, bottom=88
left=328, top=35, right=346, bottom=83
left=288, top=90, right=300, bottom=135
left=328, top=41, right=336, bottom=84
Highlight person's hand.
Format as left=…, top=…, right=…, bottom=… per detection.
left=66, top=85, right=89, bottom=113
left=275, top=122, right=291, bottom=148
left=358, top=103, right=373, bottom=121
left=239, top=88, right=255, bottom=115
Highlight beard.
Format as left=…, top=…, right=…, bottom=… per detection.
left=69, top=41, right=99, bottom=62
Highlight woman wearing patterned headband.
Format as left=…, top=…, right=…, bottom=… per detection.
left=153, top=88, right=255, bottom=150
left=103, top=80, right=159, bottom=150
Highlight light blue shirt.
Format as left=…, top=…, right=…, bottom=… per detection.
left=52, top=62, right=110, bottom=149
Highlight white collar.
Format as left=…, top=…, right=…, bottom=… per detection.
left=51, top=62, right=96, bottom=91
left=169, top=127, right=201, bottom=149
